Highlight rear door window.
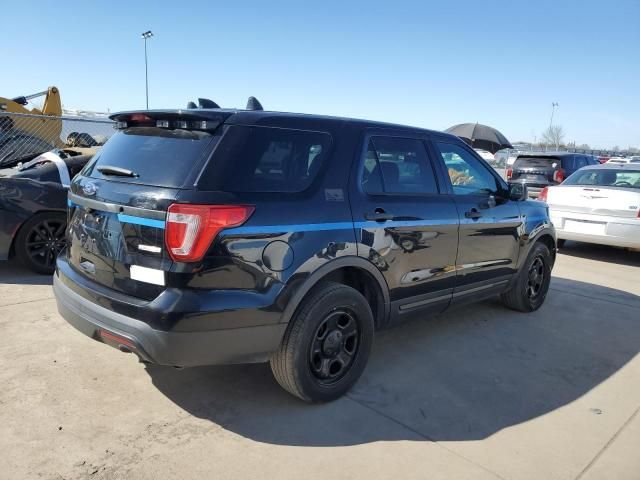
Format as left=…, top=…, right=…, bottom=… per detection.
left=85, top=127, right=217, bottom=188
left=198, top=125, right=331, bottom=193
left=361, top=136, right=438, bottom=195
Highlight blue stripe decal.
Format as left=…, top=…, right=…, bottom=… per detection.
left=222, top=219, right=462, bottom=236
left=117, top=213, right=166, bottom=229
left=355, top=219, right=448, bottom=229
left=224, top=221, right=354, bottom=235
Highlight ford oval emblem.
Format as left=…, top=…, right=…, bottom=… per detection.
left=82, top=182, right=97, bottom=196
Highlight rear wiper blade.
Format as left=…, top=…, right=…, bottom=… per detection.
left=97, top=165, right=138, bottom=177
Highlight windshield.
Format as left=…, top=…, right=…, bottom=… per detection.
left=563, top=168, right=640, bottom=189
left=84, top=127, right=217, bottom=188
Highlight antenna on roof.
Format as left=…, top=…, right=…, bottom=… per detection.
left=246, top=96, right=263, bottom=111
left=198, top=98, right=220, bottom=109
left=186, top=101, right=197, bottom=109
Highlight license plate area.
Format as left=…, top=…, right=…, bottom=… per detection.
left=564, top=219, right=606, bottom=235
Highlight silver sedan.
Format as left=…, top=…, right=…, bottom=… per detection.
left=539, top=164, right=640, bottom=249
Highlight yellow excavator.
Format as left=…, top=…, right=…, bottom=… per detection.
left=0, top=86, right=63, bottom=147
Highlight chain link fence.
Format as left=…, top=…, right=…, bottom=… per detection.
left=0, top=111, right=114, bottom=165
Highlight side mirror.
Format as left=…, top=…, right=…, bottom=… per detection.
left=509, top=183, right=528, bottom=201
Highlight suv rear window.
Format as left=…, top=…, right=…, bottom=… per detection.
left=198, top=125, right=331, bottom=193
left=514, top=155, right=564, bottom=169
left=84, top=127, right=217, bottom=187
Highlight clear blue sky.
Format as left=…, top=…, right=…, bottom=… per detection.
left=4, top=0, right=639, bottom=149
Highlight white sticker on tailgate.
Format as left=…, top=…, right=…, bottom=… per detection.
left=130, top=265, right=165, bottom=286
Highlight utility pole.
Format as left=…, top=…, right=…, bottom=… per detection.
left=548, top=102, right=559, bottom=151
left=141, top=30, right=154, bottom=109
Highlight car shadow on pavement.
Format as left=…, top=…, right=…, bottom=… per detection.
left=0, top=261, right=53, bottom=285
left=559, top=241, right=640, bottom=267
left=147, top=277, right=640, bottom=446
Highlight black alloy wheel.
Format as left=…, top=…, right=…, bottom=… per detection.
left=270, top=282, right=374, bottom=402
left=309, top=309, right=360, bottom=384
left=500, top=242, right=552, bottom=312
left=526, top=256, right=545, bottom=300
left=15, top=212, right=67, bottom=274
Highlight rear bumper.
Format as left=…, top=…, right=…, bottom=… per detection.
left=53, top=272, right=287, bottom=367
left=555, top=230, right=640, bottom=248
left=551, top=211, right=640, bottom=249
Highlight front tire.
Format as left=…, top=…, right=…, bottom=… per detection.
left=15, top=212, right=67, bottom=274
left=270, top=282, right=374, bottom=403
left=501, top=242, right=552, bottom=312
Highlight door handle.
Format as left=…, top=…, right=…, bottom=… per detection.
left=465, top=209, right=482, bottom=220
left=365, top=208, right=394, bottom=222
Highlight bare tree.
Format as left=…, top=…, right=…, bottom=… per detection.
left=541, top=125, right=565, bottom=150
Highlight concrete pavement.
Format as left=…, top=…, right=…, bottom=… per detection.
left=0, top=242, right=638, bottom=480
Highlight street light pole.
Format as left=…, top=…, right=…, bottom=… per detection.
left=547, top=102, right=559, bottom=151
left=549, top=102, right=559, bottom=130
left=141, top=30, right=154, bottom=109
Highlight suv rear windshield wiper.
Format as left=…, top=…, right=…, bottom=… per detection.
left=97, top=165, right=139, bottom=177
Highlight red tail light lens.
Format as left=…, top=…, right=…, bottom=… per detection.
left=538, top=187, right=549, bottom=202
left=553, top=169, right=565, bottom=183
left=165, top=204, right=254, bottom=262
left=506, top=168, right=513, bottom=179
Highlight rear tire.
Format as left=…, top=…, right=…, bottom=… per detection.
left=501, top=242, right=552, bottom=312
left=15, top=212, right=67, bottom=275
left=270, top=282, right=374, bottom=403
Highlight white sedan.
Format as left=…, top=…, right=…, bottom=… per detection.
left=539, top=164, right=640, bottom=249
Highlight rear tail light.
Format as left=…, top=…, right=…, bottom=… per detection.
left=165, top=204, right=254, bottom=262
left=538, top=187, right=549, bottom=202
left=506, top=168, right=513, bottom=179
left=553, top=169, right=565, bottom=183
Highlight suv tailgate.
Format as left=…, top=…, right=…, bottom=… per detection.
left=67, top=181, right=177, bottom=300
left=65, top=118, right=224, bottom=300
left=511, top=155, right=563, bottom=185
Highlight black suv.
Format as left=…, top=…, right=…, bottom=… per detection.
left=54, top=107, right=556, bottom=402
left=507, top=152, right=599, bottom=197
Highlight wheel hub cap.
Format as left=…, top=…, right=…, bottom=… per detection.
left=309, top=310, right=360, bottom=384
left=322, top=330, right=343, bottom=356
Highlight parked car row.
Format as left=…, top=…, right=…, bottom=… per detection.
left=504, top=151, right=639, bottom=250
left=506, top=153, right=600, bottom=198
